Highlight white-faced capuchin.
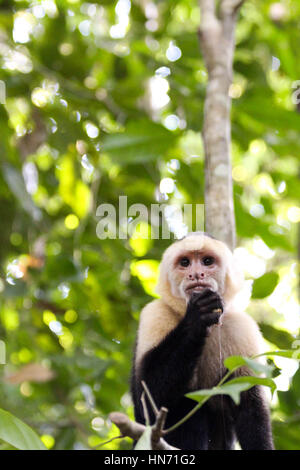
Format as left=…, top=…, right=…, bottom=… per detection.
left=131, top=232, right=274, bottom=450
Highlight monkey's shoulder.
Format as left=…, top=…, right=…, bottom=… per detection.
left=135, top=299, right=181, bottom=365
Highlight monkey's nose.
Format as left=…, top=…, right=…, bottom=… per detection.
left=188, top=272, right=204, bottom=280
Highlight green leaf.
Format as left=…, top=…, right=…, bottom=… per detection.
left=2, top=164, right=42, bottom=222
left=187, top=382, right=252, bottom=405
left=0, top=408, right=46, bottom=450
left=134, top=426, right=152, bottom=450
left=259, top=324, right=295, bottom=350
left=223, top=355, right=247, bottom=371
left=102, top=120, right=177, bottom=164
left=224, top=355, right=275, bottom=377
left=256, top=350, right=300, bottom=360
left=225, top=376, right=277, bottom=396
left=187, top=374, right=276, bottom=406
left=251, top=271, right=279, bottom=299
left=44, top=255, right=83, bottom=282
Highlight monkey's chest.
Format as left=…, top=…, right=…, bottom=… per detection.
left=190, top=325, right=232, bottom=390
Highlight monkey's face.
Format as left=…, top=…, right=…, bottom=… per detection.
left=169, top=250, right=226, bottom=302
left=158, top=234, right=244, bottom=313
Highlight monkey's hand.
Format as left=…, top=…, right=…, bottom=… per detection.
left=185, top=289, right=223, bottom=328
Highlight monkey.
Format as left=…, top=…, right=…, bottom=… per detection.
left=131, top=232, right=274, bottom=450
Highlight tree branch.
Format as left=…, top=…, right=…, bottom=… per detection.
left=109, top=412, right=178, bottom=450
left=151, top=407, right=168, bottom=446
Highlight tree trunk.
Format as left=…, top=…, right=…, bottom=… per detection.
left=198, top=0, right=244, bottom=250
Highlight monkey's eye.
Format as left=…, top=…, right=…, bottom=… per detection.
left=179, top=257, right=190, bottom=267
left=202, top=256, right=215, bottom=266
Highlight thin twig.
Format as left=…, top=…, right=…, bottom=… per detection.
left=141, top=380, right=159, bottom=416
left=141, top=391, right=150, bottom=426
left=92, top=434, right=124, bottom=449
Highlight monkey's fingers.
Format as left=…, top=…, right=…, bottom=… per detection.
left=190, top=290, right=219, bottom=308
left=198, top=299, right=223, bottom=314
left=201, top=312, right=221, bottom=327
left=194, top=292, right=220, bottom=308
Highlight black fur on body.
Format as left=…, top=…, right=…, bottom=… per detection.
left=131, top=289, right=274, bottom=450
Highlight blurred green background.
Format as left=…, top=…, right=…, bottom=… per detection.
left=0, top=0, right=299, bottom=450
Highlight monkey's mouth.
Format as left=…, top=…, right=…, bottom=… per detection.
left=185, top=282, right=211, bottom=293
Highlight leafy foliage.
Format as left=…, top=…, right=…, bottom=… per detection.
left=251, top=271, right=279, bottom=299
left=0, top=408, right=46, bottom=450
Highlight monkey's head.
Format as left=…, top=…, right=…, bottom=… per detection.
left=157, top=232, right=244, bottom=315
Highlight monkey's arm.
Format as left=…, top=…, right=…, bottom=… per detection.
left=131, top=290, right=222, bottom=424
left=236, top=386, right=274, bottom=450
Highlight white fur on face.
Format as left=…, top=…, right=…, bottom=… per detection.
left=167, top=251, right=226, bottom=304
left=178, top=277, right=219, bottom=302
left=156, top=234, right=244, bottom=314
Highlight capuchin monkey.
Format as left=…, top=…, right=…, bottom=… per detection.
left=131, top=232, right=274, bottom=450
